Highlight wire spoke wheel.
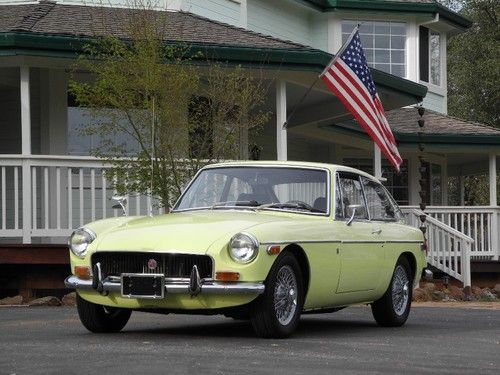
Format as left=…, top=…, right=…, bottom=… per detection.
left=371, top=257, right=413, bottom=327
left=391, top=265, right=410, bottom=316
left=273, top=265, right=298, bottom=326
left=250, top=253, right=303, bottom=338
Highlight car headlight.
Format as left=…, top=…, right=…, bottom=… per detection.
left=69, top=227, right=96, bottom=258
left=229, top=232, right=259, bottom=263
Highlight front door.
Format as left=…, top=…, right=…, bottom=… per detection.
left=335, top=172, right=385, bottom=293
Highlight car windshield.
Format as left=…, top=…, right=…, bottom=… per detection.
left=174, top=166, right=329, bottom=215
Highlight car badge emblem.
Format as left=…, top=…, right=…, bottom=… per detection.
left=147, top=258, right=158, bottom=270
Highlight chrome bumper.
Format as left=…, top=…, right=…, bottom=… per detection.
left=64, top=275, right=265, bottom=296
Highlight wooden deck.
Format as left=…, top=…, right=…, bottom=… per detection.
left=0, top=244, right=69, bottom=264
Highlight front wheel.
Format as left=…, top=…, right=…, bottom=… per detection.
left=371, top=257, right=413, bottom=327
left=250, top=253, right=304, bottom=338
left=76, top=294, right=132, bottom=333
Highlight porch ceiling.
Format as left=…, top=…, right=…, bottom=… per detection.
left=0, top=2, right=426, bottom=105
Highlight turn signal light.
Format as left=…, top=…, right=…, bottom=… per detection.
left=267, top=245, right=281, bottom=255
left=74, top=266, right=91, bottom=280
left=215, top=272, right=240, bottom=282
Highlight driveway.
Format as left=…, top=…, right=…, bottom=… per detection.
left=0, top=305, right=498, bottom=374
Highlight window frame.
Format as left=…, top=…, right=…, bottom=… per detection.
left=335, top=171, right=403, bottom=223
left=341, top=19, right=408, bottom=78
left=360, top=176, right=401, bottom=223
left=335, top=172, right=370, bottom=222
left=173, top=165, right=332, bottom=217
left=419, top=26, right=444, bottom=89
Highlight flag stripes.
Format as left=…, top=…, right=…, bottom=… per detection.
left=320, top=29, right=402, bottom=171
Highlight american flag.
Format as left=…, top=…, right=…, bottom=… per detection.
left=320, top=28, right=402, bottom=171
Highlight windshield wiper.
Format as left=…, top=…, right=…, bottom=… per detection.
left=258, top=202, right=326, bottom=213
left=257, top=202, right=314, bottom=212
left=210, top=200, right=260, bottom=210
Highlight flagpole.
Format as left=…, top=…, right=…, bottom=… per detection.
left=282, top=76, right=320, bottom=129
left=282, top=25, right=360, bottom=130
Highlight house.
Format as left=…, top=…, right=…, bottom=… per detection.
left=0, top=0, right=498, bottom=298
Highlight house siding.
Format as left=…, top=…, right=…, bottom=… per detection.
left=422, top=90, right=447, bottom=114
left=185, top=0, right=242, bottom=27
left=247, top=0, right=312, bottom=46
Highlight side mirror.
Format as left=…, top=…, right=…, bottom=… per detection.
left=346, top=204, right=362, bottom=226
left=111, top=195, right=127, bottom=216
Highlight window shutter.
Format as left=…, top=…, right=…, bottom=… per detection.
left=419, top=26, right=429, bottom=82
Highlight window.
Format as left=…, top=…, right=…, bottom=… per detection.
left=67, top=106, right=141, bottom=156
left=343, top=158, right=409, bottom=205
left=361, top=177, right=400, bottom=221
left=419, top=26, right=442, bottom=86
left=337, top=173, right=368, bottom=220
left=175, top=167, right=329, bottom=215
left=342, top=20, right=407, bottom=77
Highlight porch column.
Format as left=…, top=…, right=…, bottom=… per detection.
left=276, top=80, right=287, bottom=161
left=459, top=173, right=465, bottom=205
left=490, top=154, right=499, bottom=260
left=489, top=154, right=497, bottom=206
left=442, top=160, right=448, bottom=205
left=373, top=143, right=382, bottom=179
left=408, top=155, right=419, bottom=206
left=20, top=67, right=32, bottom=244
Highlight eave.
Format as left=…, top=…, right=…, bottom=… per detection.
left=0, top=31, right=427, bottom=102
left=301, top=0, right=472, bottom=30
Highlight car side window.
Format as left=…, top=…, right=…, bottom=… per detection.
left=337, top=173, right=368, bottom=220
left=361, top=177, right=397, bottom=221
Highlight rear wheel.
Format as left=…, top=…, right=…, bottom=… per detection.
left=76, top=294, right=132, bottom=333
left=371, top=257, right=412, bottom=327
left=250, top=253, right=304, bottom=338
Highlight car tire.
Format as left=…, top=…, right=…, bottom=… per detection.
left=250, top=253, right=304, bottom=338
left=371, top=256, right=413, bottom=327
left=76, top=294, right=132, bottom=333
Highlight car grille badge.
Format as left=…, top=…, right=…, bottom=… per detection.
left=147, top=258, right=158, bottom=270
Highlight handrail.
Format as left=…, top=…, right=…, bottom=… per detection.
left=404, top=208, right=473, bottom=287
left=403, top=205, right=500, bottom=212
left=407, top=208, right=474, bottom=243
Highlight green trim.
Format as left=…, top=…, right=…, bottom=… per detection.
left=319, top=123, right=500, bottom=146
left=0, top=31, right=427, bottom=101
left=300, top=0, right=472, bottom=29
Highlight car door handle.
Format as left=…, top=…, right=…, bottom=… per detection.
left=372, top=229, right=382, bottom=235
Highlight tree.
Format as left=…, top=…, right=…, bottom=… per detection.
left=69, top=3, right=270, bottom=210
left=445, top=0, right=499, bottom=127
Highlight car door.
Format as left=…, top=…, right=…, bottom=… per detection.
left=335, top=172, right=385, bottom=293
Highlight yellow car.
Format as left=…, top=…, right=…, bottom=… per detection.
left=65, top=161, right=427, bottom=338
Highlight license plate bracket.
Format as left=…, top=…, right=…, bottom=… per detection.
left=121, top=273, right=165, bottom=299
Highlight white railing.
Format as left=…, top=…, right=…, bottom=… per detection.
left=0, top=155, right=165, bottom=243
left=403, top=206, right=499, bottom=260
left=404, top=208, right=473, bottom=287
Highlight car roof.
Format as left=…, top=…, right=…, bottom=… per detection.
left=204, top=160, right=380, bottom=183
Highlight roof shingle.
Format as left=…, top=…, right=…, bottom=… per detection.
left=0, top=2, right=312, bottom=51
left=386, top=108, right=500, bottom=136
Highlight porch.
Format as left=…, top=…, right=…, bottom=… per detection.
left=0, top=65, right=499, bottom=290
left=1, top=152, right=499, bottom=286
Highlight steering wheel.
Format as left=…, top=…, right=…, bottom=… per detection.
left=284, top=200, right=314, bottom=211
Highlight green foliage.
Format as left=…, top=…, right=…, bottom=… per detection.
left=445, top=0, right=499, bottom=127
left=69, top=5, right=269, bottom=210
left=448, top=174, right=497, bottom=205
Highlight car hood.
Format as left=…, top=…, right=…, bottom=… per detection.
left=91, top=210, right=285, bottom=254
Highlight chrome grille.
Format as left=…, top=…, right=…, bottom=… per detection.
left=91, top=252, right=213, bottom=279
